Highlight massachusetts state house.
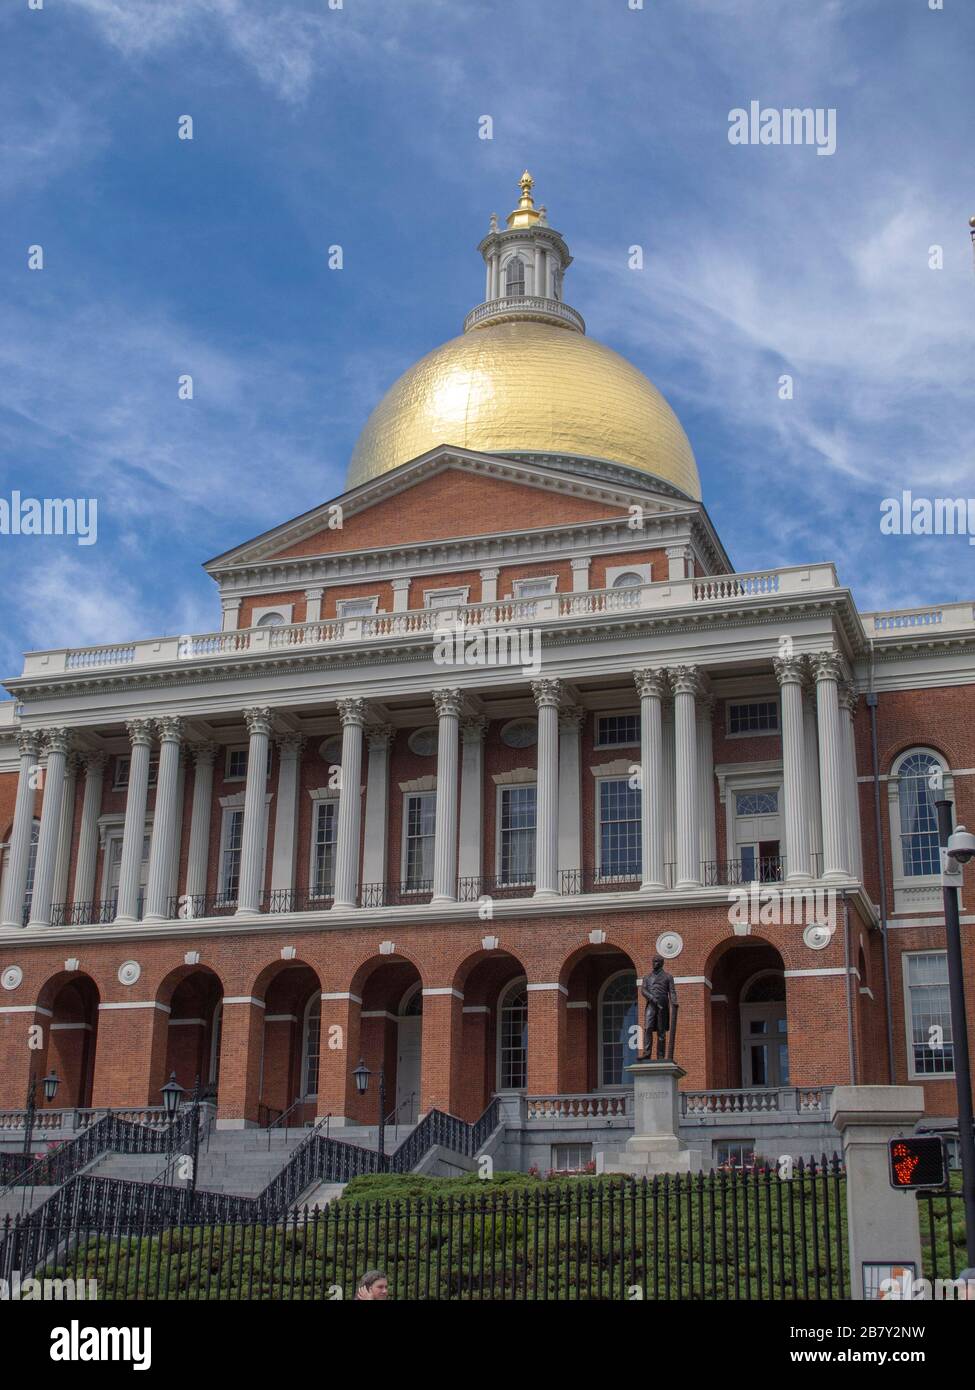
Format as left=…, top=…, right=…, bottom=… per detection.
left=1, top=175, right=972, bottom=1169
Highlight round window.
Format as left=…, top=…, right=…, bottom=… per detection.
left=612, top=572, right=644, bottom=588
left=318, top=736, right=343, bottom=764
left=501, top=719, right=538, bottom=749
left=408, top=727, right=438, bottom=757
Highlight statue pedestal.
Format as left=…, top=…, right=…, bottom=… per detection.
left=595, top=1061, right=702, bottom=1177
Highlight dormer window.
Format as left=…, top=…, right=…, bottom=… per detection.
left=505, top=256, right=526, bottom=297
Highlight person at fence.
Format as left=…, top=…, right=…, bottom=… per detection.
left=354, top=1269, right=389, bottom=1300
left=640, top=956, right=678, bottom=1060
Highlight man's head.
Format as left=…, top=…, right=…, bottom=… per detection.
left=356, top=1269, right=388, bottom=1300
left=652, top=955, right=664, bottom=972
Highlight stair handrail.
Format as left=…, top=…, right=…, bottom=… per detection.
left=265, top=1096, right=305, bottom=1148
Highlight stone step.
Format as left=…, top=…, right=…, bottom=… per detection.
left=0, top=1186, right=59, bottom=1223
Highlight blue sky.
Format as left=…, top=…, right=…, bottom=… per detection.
left=1, top=0, right=972, bottom=682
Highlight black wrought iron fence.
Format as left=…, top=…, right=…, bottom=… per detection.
left=2, top=1160, right=849, bottom=1301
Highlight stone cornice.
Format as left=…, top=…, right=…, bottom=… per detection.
left=4, top=590, right=869, bottom=711
left=0, top=881, right=877, bottom=950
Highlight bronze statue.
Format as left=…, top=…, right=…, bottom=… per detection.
left=640, top=955, right=678, bottom=1060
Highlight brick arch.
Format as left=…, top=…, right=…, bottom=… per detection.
left=37, top=972, right=100, bottom=1110
left=155, top=962, right=226, bottom=1012
left=560, top=944, right=640, bottom=1094
left=705, top=937, right=788, bottom=1091
left=160, top=967, right=224, bottom=1099
left=881, top=739, right=955, bottom=775
left=452, top=948, right=527, bottom=1121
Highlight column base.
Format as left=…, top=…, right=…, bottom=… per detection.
left=0, top=920, right=25, bottom=931
left=430, top=894, right=457, bottom=906
left=532, top=888, right=559, bottom=901
left=113, top=914, right=139, bottom=926
left=142, top=912, right=169, bottom=925
left=785, top=872, right=812, bottom=886
left=233, top=906, right=261, bottom=919
left=640, top=880, right=664, bottom=893
left=26, top=917, right=51, bottom=929
left=675, top=878, right=701, bottom=891
left=331, top=899, right=357, bottom=912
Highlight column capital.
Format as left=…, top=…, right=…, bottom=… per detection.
left=365, top=723, right=396, bottom=751
left=810, top=651, right=843, bottom=684
left=63, top=750, right=82, bottom=777
left=695, top=691, right=715, bottom=721
left=304, top=586, right=324, bottom=601
left=391, top=577, right=411, bottom=591
left=243, top=706, right=273, bottom=737
left=336, top=697, right=368, bottom=729
left=569, top=557, right=591, bottom=572
left=558, top=704, right=585, bottom=733
left=668, top=664, right=701, bottom=698
left=82, top=749, right=109, bottom=774
left=665, top=543, right=692, bottom=560
left=221, top=596, right=242, bottom=613
left=156, top=715, right=183, bottom=744
left=634, top=667, right=667, bottom=700
left=16, top=729, right=43, bottom=758
left=41, top=727, right=72, bottom=757
left=125, top=718, right=155, bottom=747
left=773, top=655, right=806, bottom=686
left=189, top=741, right=218, bottom=766
left=838, top=684, right=860, bottom=718
left=531, top=677, right=563, bottom=710
left=275, top=731, right=307, bottom=755
left=479, top=567, right=500, bottom=580
left=432, top=687, right=463, bottom=719
left=460, top=715, right=488, bottom=744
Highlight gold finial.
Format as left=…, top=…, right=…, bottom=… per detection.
left=969, top=214, right=975, bottom=229
left=507, top=169, right=541, bottom=229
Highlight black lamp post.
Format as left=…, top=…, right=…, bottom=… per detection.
left=353, top=1059, right=387, bottom=1167
left=23, top=1068, right=60, bottom=1157
left=189, top=1073, right=202, bottom=1195
left=935, top=799, right=975, bottom=1266
left=161, top=1071, right=184, bottom=1173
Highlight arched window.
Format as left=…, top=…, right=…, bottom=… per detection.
left=600, top=972, right=638, bottom=1086
left=256, top=611, right=285, bottom=627
left=612, top=571, right=644, bottom=588
left=400, top=984, right=423, bottom=1017
left=302, top=995, right=321, bottom=1097
left=896, top=751, right=943, bottom=877
left=497, top=979, right=528, bottom=1089
left=505, top=257, right=526, bottom=297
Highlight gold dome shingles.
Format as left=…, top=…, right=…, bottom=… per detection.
left=346, top=321, right=701, bottom=500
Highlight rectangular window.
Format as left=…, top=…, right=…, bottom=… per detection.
left=727, top=700, right=780, bottom=735
left=423, top=588, right=469, bottom=609
left=499, top=785, right=536, bottom=884
left=336, top=597, right=379, bottom=617
left=595, top=713, right=640, bottom=748
left=113, top=756, right=158, bottom=790
left=225, top=746, right=272, bottom=781
left=552, top=1143, right=592, bottom=1173
left=714, top=1141, right=759, bottom=1171
left=404, top=792, right=436, bottom=889
left=598, top=778, right=642, bottom=879
left=905, top=952, right=954, bottom=1076
left=220, top=809, right=244, bottom=901
left=512, top=576, right=557, bottom=598
left=310, top=800, right=338, bottom=898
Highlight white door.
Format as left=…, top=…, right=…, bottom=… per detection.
left=395, top=1018, right=422, bottom=1124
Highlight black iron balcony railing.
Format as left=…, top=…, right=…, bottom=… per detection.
left=701, top=856, right=785, bottom=886
left=457, top=873, right=535, bottom=900
left=560, top=868, right=644, bottom=895
left=39, top=895, right=144, bottom=927
left=358, top=880, right=433, bottom=908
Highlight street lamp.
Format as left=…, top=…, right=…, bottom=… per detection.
left=161, top=1072, right=184, bottom=1120
left=23, top=1068, right=60, bottom=1157
left=935, top=800, right=975, bottom=1266
left=353, top=1059, right=387, bottom=1167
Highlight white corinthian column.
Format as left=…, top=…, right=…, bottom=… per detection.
left=144, top=716, right=183, bottom=922
left=812, top=652, right=849, bottom=881
left=28, top=728, right=72, bottom=928
left=635, top=669, right=666, bottom=891
left=432, top=688, right=462, bottom=903
left=72, top=752, right=107, bottom=910
left=670, top=666, right=700, bottom=889
left=235, top=707, right=272, bottom=916
left=774, top=656, right=810, bottom=883
left=532, top=678, right=563, bottom=899
left=116, top=719, right=154, bottom=924
left=333, top=698, right=366, bottom=910
left=1, top=731, right=43, bottom=928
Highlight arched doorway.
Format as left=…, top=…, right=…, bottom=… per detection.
left=739, top=970, right=789, bottom=1088
left=598, top=971, right=639, bottom=1087
left=497, top=978, right=528, bottom=1091
left=395, top=984, right=422, bottom=1124
left=45, top=975, right=99, bottom=1109
left=162, top=967, right=223, bottom=1099
left=256, top=962, right=323, bottom=1124
left=707, top=941, right=789, bottom=1091
left=560, top=945, right=640, bottom=1093
left=452, top=949, right=528, bottom=1120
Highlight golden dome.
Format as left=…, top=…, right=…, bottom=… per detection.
left=347, top=320, right=701, bottom=499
